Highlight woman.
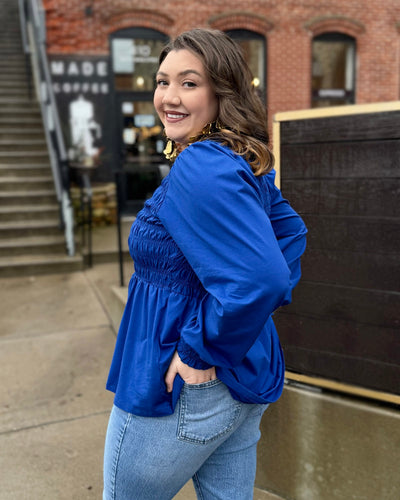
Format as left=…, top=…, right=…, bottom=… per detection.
left=104, top=28, right=307, bottom=499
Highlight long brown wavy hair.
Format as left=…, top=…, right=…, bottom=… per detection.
left=159, top=28, right=274, bottom=176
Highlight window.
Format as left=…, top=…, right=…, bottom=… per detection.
left=109, top=28, right=168, bottom=161
left=312, top=32, right=356, bottom=107
left=226, top=30, right=266, bottom=102
left=111, top=28, right=167, bottom=92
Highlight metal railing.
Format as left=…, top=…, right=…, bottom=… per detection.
left=18, top=0, right=75, bottom=256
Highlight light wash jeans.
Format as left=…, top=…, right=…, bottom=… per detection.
left=103, top=379, right=268, bottom=500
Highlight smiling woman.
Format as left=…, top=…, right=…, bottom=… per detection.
left=153, top=50, right=218, bottom=146
left=103, top=28, right=307, bottom=500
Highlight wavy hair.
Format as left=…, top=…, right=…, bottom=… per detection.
left=159, top=28, right=274, bottom=176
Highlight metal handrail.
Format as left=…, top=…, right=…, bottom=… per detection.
left=18, top=0, right=75, bottom=256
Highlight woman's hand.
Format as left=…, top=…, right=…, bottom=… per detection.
left=165, top=351, right=217, bottom=392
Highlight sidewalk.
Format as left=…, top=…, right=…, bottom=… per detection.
left=0, top=224, right=281, bottom=500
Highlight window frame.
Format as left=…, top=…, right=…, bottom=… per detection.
left=311, top=32, right=356, bottom=108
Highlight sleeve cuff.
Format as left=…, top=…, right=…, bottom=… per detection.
left=177, top=338, right=213, bottom=370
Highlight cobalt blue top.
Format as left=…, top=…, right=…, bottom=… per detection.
left=106, top=141, right=307, bottom=417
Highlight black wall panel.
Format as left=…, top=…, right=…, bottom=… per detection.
left=274, top=110, right=400, bottom=395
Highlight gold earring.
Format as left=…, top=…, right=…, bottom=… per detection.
left=200, top=119, right=223, bottom=136
left=163, top=139, right=178, bottom=161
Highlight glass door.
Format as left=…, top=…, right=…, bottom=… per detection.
left=115, top=93, right=166, bottom=211
left=119, top=97, right=164, bottom=164
left=110, top=28, right=169, bottom=212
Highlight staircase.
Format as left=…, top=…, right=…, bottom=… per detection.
left=0, top=0, right=83, bottom=277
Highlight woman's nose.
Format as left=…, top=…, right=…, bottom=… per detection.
left=162, top=88, right=181, bottom=106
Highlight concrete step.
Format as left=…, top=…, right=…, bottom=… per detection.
left=0, top=42, right=21, bottom=48
left=0, top=37, right=22, bottom=44
left=0, top=52, right=25, bottom=59
left=0, top=66, right=26, bottom=74
left=0, top=28, right=21, bottom=34
left=0, top=98, right=39, bottom=109
left=0, top=80, right=30, bottom=88
left=0, top=164, right=51, bottom=177
left=0, top=129, right=45, bottom=140
left=0, top=28, right=20, bottom=35
left=0, top=219, right=61, bottom=239
left=0, top=151, right=49, bottom=164
left=0, top=68, right=29, bottom=78
left=0, top=81, right=30, bottom=89
left=0, top=46, right=23, bottom=53
left=0, top=32, right=21, bottom=40
left=0, top=87, right=31, bottom=97
left=0, top=204, right=59, bottom=222
left=0, top=253, right=84, bottom=278
left=0, top=176, right=53, bottom=191
left=0, top=70, right=28, bottom=79
left=0, top=190, right=57, bottom=206
left=0, top=107, right=41, bottom=117
left=0, top=50, right=24, bottom=56
left=0, top=62, right=26, bottom=71
left=0, top=139, right=47, bottom=152
left=0, top=234, right=68, bottom=257
left=0, top=117, right=43, bottom=129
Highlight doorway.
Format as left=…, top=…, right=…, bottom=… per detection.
left=110, top=28, right=169, bottom=213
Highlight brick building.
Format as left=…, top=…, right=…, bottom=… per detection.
left=42, top=0, right=400, bottom=182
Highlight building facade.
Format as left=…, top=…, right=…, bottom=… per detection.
left=43, top=0, right=400, bottom=182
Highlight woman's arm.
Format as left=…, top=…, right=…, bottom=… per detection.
left=159, top=142, right=304, bottom=369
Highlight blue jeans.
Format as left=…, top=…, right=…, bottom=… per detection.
left=103, top=379, right=268, bottom=499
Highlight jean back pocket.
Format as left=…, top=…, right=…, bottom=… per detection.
left=177, top=380, right=242, bottom=444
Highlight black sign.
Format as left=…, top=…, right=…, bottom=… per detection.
left=49, top=55, right=115, bottom=181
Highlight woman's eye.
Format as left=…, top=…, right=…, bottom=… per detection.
left=156, top=80, right=168, bottom=87
left=183, top=81, right=196, bottom=88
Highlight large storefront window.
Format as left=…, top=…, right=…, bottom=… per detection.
left=312, top=32, right=356, bottom=107
left=111, top=37, right=165, bottom=92
left=226, top=30, right=266, bottom=101
left=110, top=28, right=168, bottom=213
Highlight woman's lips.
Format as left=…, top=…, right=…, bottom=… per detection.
left=165, top=112, right=188, bottom=122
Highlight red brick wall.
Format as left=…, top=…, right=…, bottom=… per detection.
left=43, top=0, right=400, bottom=117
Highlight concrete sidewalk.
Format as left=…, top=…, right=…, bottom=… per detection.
left=0, top=224, right=281, bottom=500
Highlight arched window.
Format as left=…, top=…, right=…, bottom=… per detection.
left=110, top=27, right=167, bottom=92
left=312, top=32, right=356, bottom=107
left=226, top=29, right=267, bottom=102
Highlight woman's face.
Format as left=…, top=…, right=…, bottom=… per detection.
left=154, top=49, right=218, bottom=146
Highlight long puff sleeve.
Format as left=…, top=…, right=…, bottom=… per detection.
left=158, top=142, right=293, bottom=369
left=267, top=174, right=308, bottom=301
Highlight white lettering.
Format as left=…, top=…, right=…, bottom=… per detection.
left=97, top=61, right=108, bottom=77
left=67, top=62, right=79, bottom=76
left=132, top=56, right=158, bottom=63
left=82, top=61, right=94, bottom=76
left=53, top=82, right=109, bottom=95
left=51, top=59, right=109, bottom=78
left=51, top=61, right=64, bottom=75
left=135, top=45, right=151, bottom=57
left=319, top=89, right=346, bottom=98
